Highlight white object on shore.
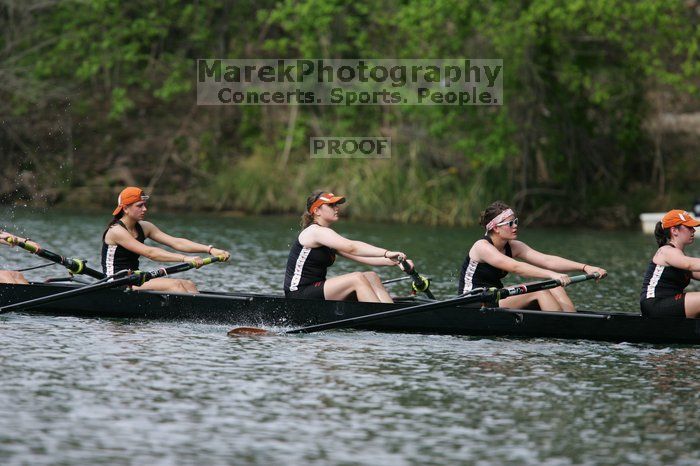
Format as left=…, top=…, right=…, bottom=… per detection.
left=640, top=213, right=664, bottom=234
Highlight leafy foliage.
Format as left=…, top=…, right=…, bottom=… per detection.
left=0, top=0, right=698, bottom=225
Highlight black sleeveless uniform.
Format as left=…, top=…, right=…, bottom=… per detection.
left=284, top=238, right=336, bottom=299
left=101, top=221, right=146, bottom=275
left=458, top=236, right=512, bottom=295
left=639, top=246, right=691, bottom=318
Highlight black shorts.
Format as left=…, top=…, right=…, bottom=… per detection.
left=640, top=294, right=686, bottom=318
left=285, top=281, right=325, bottom=300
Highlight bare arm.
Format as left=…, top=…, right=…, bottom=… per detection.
left=106, top=226, right=199, bottom=263
left=660, top=247, right=700, bottom=272
left=512, top=240, right=607, bottom=279
left=301, top=226, right=404, bottom=260
left=473, top=240, right=569, bottom=283
left=143, top=222, right=230, bottom=259
left=0, top=231, right=41, bottom=251
left=338, top=251, right=399, bottom=266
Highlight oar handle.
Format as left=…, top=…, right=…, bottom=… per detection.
left=497, top=273, right=600, bottom=300
left=571, top=273, right=600, bottom=284
left=399, top=259, right=435, bottom=300
left=6, top=235, right=40, bottom=253
left=154, top=254, right=226, bottom=276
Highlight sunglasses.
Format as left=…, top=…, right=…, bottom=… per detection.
left=496, top=218, right=518, bottom=228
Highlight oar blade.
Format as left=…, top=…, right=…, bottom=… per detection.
left=227, top=326, right=273, bottom=336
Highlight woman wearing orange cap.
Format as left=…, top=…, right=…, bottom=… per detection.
left=102, top=187, right=230, bottom=293
left=0, top=230, right=39, bottom=284
left=284, top=190, right=412, bottom=302
left=640, top=209, right=700, bottom=318
left=459, top=201, right=607, bottom=311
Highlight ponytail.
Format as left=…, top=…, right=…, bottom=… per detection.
left=300, top=190, right=324, bottom=229
left=654, top=221, right=671, bottom=248
left=106, top=212, right=124, bottom=228
left=300, top=212, right=314, bottom=229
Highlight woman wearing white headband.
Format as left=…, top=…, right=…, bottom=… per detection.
left=458, top=201, right=607, bottom=311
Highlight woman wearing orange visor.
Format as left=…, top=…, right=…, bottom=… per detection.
left=284, top=191, right=412, bottom=302
left=640, top=209, right=700, bottom=318
left=101, top=187, right=230, bottom=293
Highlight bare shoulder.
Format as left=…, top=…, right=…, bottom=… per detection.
left=508, top=239, right=530, bottom=254
left=654, top=245, right=680, bottom=265
left=139, top=220, right=156, bottom=235
left=104, top=223, right=128, bottom=244
left=299, top=224, right=342, bottom=248
left=298, top=224, right=320, bottom=246
left=470, top=238, right=494, bottom=260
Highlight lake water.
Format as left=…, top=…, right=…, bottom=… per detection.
left=1, top=208, right=699, bottom=465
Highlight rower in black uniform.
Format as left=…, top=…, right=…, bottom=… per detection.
left=284, top=190, right=413, bottom=302
left=102, top=186, right=230, bottom=293
left=458, top=235, right=512, bottom=295
left=458, top=201, right=606, bottom=311
left=640, top=209, right=700, bottom=318
left=102, top=220, right=145, bottom=276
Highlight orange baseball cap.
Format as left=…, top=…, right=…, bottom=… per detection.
left=112, top=187, right=149, bottom=215
left=661, top=209, right=700, bottom=229
left=308, top=192, right=346, bottom=214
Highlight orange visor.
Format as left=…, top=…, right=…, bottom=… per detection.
left=308, top=192, right=346, bottom=214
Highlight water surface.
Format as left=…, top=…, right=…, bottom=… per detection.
left=1, top=209, right=699, bottom=465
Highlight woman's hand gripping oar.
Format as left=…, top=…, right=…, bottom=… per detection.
left=0, top=255, right=228, bottom=315
left=399, top=259, right=434, bottom=300
left=228, top=273, right=600, bottom=336
left=380, top=261, right=434, bottom=299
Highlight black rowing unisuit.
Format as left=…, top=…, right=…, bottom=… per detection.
left=284, top=238, right=336, bottom=294
left=101, top=221, right=145, bottom=275
left=458, top=235, right=512, bottom=294
left=639, top=256, right=691, bottom=302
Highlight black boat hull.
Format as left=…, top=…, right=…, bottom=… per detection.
left=2, top=282, right=699, bottom=344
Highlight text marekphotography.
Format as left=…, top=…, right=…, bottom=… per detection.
left=310, top=137, right=391, bottom=159
left=197, top=59, right=502, bottom=106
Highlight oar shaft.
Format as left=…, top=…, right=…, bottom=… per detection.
left=498, top=273, right=597, bottom=299
left=382, top=276, right=413, bottom=285
left=286, top=293, right=476, bottom=334
left=7, top=237, right=106, bottom=280
left=287, top=273, right=598, bottom=334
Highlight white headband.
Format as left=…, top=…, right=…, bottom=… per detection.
left=485, top=209, right=514, bottom=232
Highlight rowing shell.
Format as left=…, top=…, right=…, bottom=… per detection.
left=1, top=282, right=699, bottom=344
